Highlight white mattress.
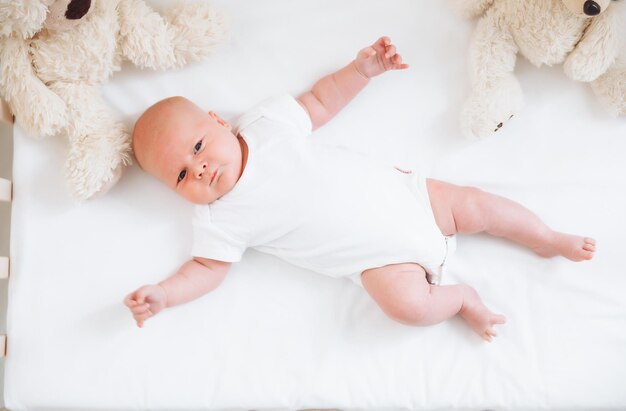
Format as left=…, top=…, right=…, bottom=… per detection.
left=5, top=0, right=626, bottom=409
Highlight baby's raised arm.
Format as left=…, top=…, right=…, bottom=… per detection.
left=124, top=257, right=230, bottom=327
left=297, top=36, right=408, bottom=130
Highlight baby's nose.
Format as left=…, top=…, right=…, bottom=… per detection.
left=194, top=163, right=207, bottom=179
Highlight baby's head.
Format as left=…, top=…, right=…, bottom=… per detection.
left=133, top=97, right=246, bottom=204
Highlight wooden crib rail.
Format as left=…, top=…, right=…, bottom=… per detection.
left=1, top=98, right=13, bottom=126
left=0, top=178, right=11, bottom=203
left=0, top=256, right=8, bottom=279
left=1, top=98, right=12, bottom=359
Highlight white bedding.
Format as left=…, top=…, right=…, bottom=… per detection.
left=5, top=0, right=626, bottom=410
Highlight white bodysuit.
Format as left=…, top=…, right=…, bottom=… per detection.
left=191, top=95, right=454, bottom=286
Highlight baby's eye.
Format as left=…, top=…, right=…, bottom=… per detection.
left=193, top=140, right=203, bottom=154
left=177, top=169, right=187, bottom=184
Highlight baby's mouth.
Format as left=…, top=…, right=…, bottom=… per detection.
left=209, top=169, right=218, bottom=185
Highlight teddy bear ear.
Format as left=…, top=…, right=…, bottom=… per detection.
left=0, top=0, right=49, bottom=39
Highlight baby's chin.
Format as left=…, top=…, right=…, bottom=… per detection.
left=182, top=170, right=238, bottom=204
left=185, top=186, right=229, bottom=205
left=185, top=192, right=218, bottom=205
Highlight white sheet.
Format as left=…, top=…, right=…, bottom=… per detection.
left=5, top=0, right=626, bottom=409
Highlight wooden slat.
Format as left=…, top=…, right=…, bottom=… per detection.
left=0, top=256, right=8, bottom=279
left=0, top=99, right=13, bottom=126
left=0, top=178, right=12, bottom=202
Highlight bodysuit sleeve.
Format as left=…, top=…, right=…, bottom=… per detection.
left=234, top=94, right=313, bottom=138
left=191, top=205, right=247, bottom=262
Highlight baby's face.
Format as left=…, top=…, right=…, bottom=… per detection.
left=133, top=97, right=246, bottom=204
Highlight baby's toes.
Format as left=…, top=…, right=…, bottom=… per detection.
left=581, top=238, right=596, bottom=260
left=580, top=250, right=595, bottom=260
left=492, top=314, right=507, bottom=325
left=583, top=238, right=596, bottom=251
left=583, top=243, right=596, bottom=252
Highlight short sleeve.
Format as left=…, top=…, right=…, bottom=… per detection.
left=191, top=206, right=247, bottom=262
left=235, top=94, right=313, bottom=138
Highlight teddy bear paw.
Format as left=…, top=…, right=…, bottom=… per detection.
left=602, top=94, right=626, bottom=116
left=87, top=163, right=125, bottom=200
left=19, top=92, right=69, bottom=137
left=65, top=125, right=132, bottom=200
left=461, top=75, right=524, bottom=140
left=590, top=58, right=626, bottom=114
left=591, top=68, right=626, bottom=116
left=67, top=159, right=129, bottom=200
left=564, top=53, right=607, bottom=83
left=166, top=3, right=230, bottom=65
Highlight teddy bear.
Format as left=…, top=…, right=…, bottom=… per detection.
left=0, top=0, right=229, bottom=199
left=458, top=0, right=626, bottom=140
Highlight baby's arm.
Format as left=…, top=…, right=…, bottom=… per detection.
left=298, top=36, right=408, bottom=130
left=124, top=257, right=230, bottom=327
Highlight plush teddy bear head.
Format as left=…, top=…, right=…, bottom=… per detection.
left=561, top=0, right=615, bottom=17
left=43, top=0, right=94, bottom=31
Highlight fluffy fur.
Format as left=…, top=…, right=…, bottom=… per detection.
left=458, top=0, right=626, bottom=140
left=0, top=0, right=229, bottom=199
left=0, top=0, right=48, bottom=38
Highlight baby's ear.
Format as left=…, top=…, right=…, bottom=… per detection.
left=208, top=111, right=232, bottom=130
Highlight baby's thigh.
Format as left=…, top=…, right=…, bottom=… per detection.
left=361, top=263, right=431, bottom=322
left=425, top=178, right=460, bottom=236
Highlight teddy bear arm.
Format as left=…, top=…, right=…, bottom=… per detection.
left=117, top=0, right=179, bottom=70
left=461, top=11, right=524, bottom=140
left=591, top=56, right=626, bottom=115
left=159, top=2, right=229, bottom=66
left=563, top=12, right=619, bottom=82
left=467, top=12, right=519, bottom=83
left=0, top=36, right=68, bottom=136
left=118, top=0, right=228, bottom=70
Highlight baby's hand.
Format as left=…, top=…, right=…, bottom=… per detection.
left=124, top=284, right=167, bottom=328
left=354, top=36, right=409, bottom=79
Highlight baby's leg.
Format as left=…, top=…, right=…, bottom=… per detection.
left=361, top=263, right=506, bottom=342
left=426, top=179, right=596, bottom=261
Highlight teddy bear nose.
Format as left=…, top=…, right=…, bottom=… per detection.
left=66, top=0, right=92, bottom=20
left=583, top=0, right=601, bottom=16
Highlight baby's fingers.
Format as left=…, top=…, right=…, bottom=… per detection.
left=376, top=36, right=391, bottom=48
left=124, top=294, right=138, bottom=308
left=384, top=44, right=396, bottom=59
left=134, top=309, right=154, bottom=328
left=124, top=287, right=149, bottom=306
left=130, top=303, right=151, bottom=316
left=392, top=53, right=409, bottom=69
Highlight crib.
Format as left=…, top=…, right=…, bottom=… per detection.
left=1, top=0, right=626, bottom=410
left=1, top=98, right=11, bottom=362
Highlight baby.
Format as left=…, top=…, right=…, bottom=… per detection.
left=125, top=37, right=596, bottom=341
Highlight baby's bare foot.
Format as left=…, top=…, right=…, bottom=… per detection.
left=534, top=232, right=596, bottom=261
left=459, top=286, right=506, bottom=342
